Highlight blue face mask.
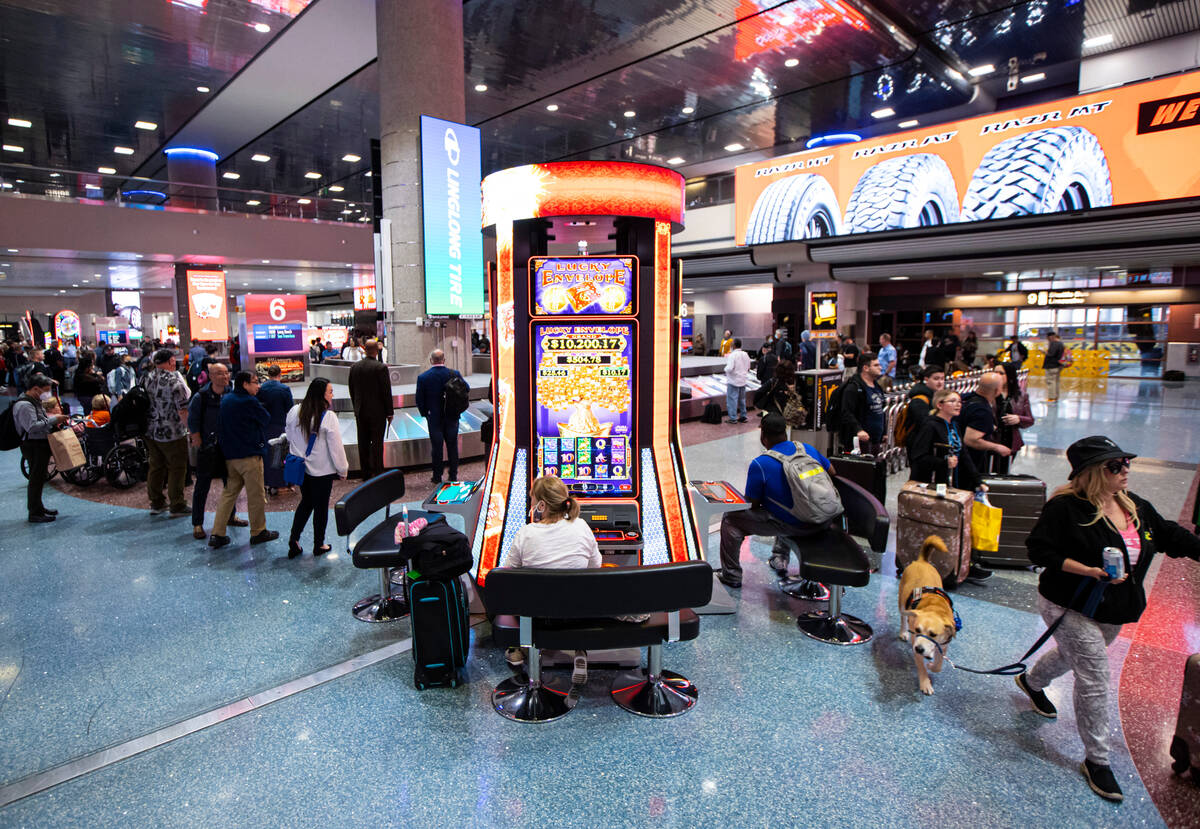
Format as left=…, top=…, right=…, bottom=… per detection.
left=529, top=500, right=546, bottom=522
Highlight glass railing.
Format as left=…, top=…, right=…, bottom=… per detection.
left=0, top=163, right=374, bottom=225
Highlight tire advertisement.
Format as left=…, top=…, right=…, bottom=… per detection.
left=735, top=69, right=1200, bottom=246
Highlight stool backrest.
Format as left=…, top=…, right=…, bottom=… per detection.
left=334, top=470, right=406, bottom=537
left=833, top=476, right=889, bottom=553
left=484, top=561, right=713, bottom=618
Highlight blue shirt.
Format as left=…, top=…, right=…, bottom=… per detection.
left=745, top=441, right=832, bottom=526
left=878, top=343, right=896, bottom=377
left=217, top=387, right=270, bottom=459
left=257, top=379, right=294, bottom=432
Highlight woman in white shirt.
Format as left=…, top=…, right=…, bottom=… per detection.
left=285, top=378, right=349, bottom=558
left=341, top=338, right=365, bottom=363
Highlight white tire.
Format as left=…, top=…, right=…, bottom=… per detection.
left=744, top=173, right=842, bottom=244
left=962, top=126, right=1112, bottom=220
left=843, top=153, right=961, bottom=233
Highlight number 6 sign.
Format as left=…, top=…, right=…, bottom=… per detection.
left=269, top=297, right=287, bottom=321
left=242, top=293, right=308, bottom=357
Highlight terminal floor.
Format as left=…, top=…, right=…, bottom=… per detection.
left=0, top=379, right=1198, bottom=826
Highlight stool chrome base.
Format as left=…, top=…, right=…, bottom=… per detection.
left=796, top=610, right=873, bottom=645
left=493, top=675, right=571, bottom=723
left=611, top=669, right=698, bottom=717
left=351, top=594, right=408, bottom=623
left=780, top=577, right=831, bottom=602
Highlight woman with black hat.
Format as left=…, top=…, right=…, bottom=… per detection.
left=1015, top=436, right=1200, bottom=802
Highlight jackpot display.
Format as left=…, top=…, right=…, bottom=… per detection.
left=533, top=322, right=636, bottom=496
left=736, top=68, right=1200, bottom=245
left=530, top=256, right=636, bottom=316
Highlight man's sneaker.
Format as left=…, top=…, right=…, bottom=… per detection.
left=715, top=569, right=742, bottom=589
left=250, top=530, right=280, bottom=545
left=504, top=647, right=525, bottom=668
left=208, top=534, right=231, bottom=549
left=1080, top=760, right=1123, bottom=802
left=737, top=416, right=748, bottom=423
left=1014, top=672, right=1057, bottom=718
left=149, top=506, right=167, bottom=515
left=571, top=650, right=588, bottom=687
left=768, top=552, right=789, bottom=576
left=167, top=506, right=190, bottom=518
left=966, top=563, right=994, bottom=583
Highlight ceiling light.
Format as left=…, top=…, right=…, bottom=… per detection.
left=681, top=106, right=694, bottom=115
left=196, top=86, right=210, bottom=93
left=222, top=172, right=240, bottom=180
left=7, top=118, right=32, bottom=128
left=297, top=198, right=311, bottom=205
left=666, top=157, right=686, bottom=165
left=134, top=120, right=157, bottom=131
left=946, top=69, right=964, bottom=82
left=1083, top=34, right=1113, bottom=49
left=784, top=58, right=799, bottom=68
left=724, top=143, right=744, bottom=152
left=253, top=22, right=270, bottom=33
left=49, top=173, right=60, bottom=178
left=983, top=271, right=1005, bottom=276
left=85, top=183, right=101, bottom=190
left=72, top=283, right=79, bottom=288
left=805, top=132, right=861, bottom=149
left=1021, top=72, right=1046, bottom=84
left=242, top=282, right=249, bottom=287
left=328, top=185, right=344, bottom=192
left=246, top=200, right=261, bottom=206
left=623, top=110, right=636, bottom=118
left=3, top=145, right=24, bottom=153
left=545, top=103, right=559, bottom=112
left=164, top=147, right=219, bottom=162
left=967, top=64, right=994, bottom=77
left=114, top=146, right=135, bottom=155
left=6, top=249, right=15, bottom=253
left=304, top=171, right=322, bottom=179
left=261, top=259, right=271, bottom=264
left=342, top=209, right=353, bottom=214
left=870, top=107, right=895, bottom=119
left=344, top=263, right=353, bottom=267
left=364, top=171, right=372, bottom=177
left=341, top=154, right=360, bottom=163
left=98, top=166, right=116, bottom=175
left=889, top=276, right=910, bottom=281
left=251, top=153, right=271, bottom=163
left=1095, top=265, right=1120, bottom=270
left=898, top=119, right=919, bottom=128
left=474, top=84, right=488, bottom=92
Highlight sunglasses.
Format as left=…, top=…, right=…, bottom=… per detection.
left=1104, top=458, right=1131, bottom=474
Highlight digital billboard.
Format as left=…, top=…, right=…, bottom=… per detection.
left=529, top=256, right=636, bottom=316
left=735, top=69, right=1200, bottom=245
left=420, top=114, right=484, bottom=316
left=185, top=269, right=229, bottom=341
left=242, top=294, right=307, bottom=357
left=532, top=321, right=636, bottom=497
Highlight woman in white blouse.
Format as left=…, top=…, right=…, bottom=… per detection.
left=341, top=338, right=365, bottom=363
left=285, top=378, right=349, bottom=558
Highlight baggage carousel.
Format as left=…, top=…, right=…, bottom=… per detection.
left=677, top=356, right=762, bottom=420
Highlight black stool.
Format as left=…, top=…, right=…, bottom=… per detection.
left=775, top=535, right=831, bottom=602
left=794, top=529, right=873, bottom=644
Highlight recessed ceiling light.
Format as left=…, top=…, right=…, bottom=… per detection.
left=7, top=249, right=17, bottom=253
left=297, top=198, right=311, bottom=205
left=666, top=157, right=686, bottom=165
left=261, top=259, right=271, bottom=264
left=328, top=185, right=344, bottom=192
left=134, top=254, right=143, bottom=258
left=341, top=154, right=360, bottom=163
left=545, top=103, right=559, bottom=112
left=85, top=183, right=101, bottom=189
left=870, top=107, right=895, bottom=119
left=134, top=120, right=157, bottom=131
left=98, top=166, right=116, bottom=175
left=899, top=119, right=919, bottom=128
left=3, top=145, right=24, bottom=153
left=7, top=118, right=32, bottom=128
left=72, top=283, right=79, bottom=288
left=983, top=271, right=1005, bottom=276
left=304, top=171, right=322, bottom=179
left=242, top=282, right=249, bottom=286
left=364, top=171, right=372, bottom=177
left=222, top=172, right=240, bottom=180
left=196, top=86, right=210, bottom=93
left=946, top=69, right=964, bottom=82
left=1083, top=33, right=1114, bottom=49
left=681, top=106, right=695, bottom=115
left=474, top=84, right=488, bottom=92
left=251, top=153, right=271, bottom=163
left=623, top=110, right=636, bottom=118
left=342, top=209, right=353, bottom=214
left=344, top=263, right=353, bottom=267
left=49, top=172, right=60, bottom=178
left=253, top=22, right=270, bottom=33
left=1095, top=265, right=1120, bottom=270
left=114, top=146, right=135, bottom=155
left=246, top=199, right=261, bottom=206
left=967, top=64, right=994, bottom=77
left=1020, top=72, right=1046, bottom=84
left=889, top=276, right=910, bottom=281
left=724, top=143, right=744, bottom=152
left=784, top=58, right=799, bottom=67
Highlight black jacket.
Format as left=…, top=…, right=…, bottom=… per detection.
left=907, top=415, right=981, bottom=491
left=416, top=364, right=465, bottom=423
left=348, top=358, right=394, bottom=422
left=187, top=382, right=225, bottom=448
left=755, top=376, right=790, bottom=416
left=1027, top=492, right=1200, bottom=624
left=838, top=374, right=881, bottom=447
left=905, top=382, right=935, bottom=422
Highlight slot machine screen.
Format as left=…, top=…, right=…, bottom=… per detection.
left=533, top=321, right=636, bottom=497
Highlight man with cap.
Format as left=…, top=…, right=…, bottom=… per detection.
left=12, top=373, right=69, bottom=522
left=143, top=348, right=191, bottom=516
left=1043, top=330, right=1066, bottom=403
left=714, top=413, right=836, bottom=589
left=1017, top=435, right=1200, bottom=802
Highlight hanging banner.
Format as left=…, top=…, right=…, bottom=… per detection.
left=420, top=114, right=484, bottom=316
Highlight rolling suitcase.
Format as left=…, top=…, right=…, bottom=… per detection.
left=896, top=481, right=973, bottom=588
left=831, top=454, right=887, bottom=504
left=977, top=474, right=1046, bottom=567
left=407, top=575, right=470, bottom=690
left=1170, top=653, right=1200, bottom=780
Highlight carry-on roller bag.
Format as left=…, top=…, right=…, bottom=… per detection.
left=407, top=575, right=470, bottom=690
left=1169, top=652, right=1200, bottom=780
left=896, top=481, right=973, bottom=588
left=831, top=454, right=887, bottom=504
left=977, top=474, right=1046, bottom=567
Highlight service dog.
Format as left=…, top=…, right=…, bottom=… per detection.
left=898, top=535, right=959, bottom=695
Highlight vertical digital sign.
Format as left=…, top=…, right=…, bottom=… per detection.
left=420, top=114, right=484, bottom=316
left=186, top=269, right=229, bottom=341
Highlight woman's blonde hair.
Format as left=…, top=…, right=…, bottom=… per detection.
left=931, top=388, right=959, bottom=411
left=530, top=475, right=580, bottom=522
left=1051, top=463, right=1139, bottom=530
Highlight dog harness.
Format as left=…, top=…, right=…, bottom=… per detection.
left=905, top=586, right=962, bottom=632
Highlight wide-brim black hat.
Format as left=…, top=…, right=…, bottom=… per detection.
left=1066, top=435, right=1137, bottom=479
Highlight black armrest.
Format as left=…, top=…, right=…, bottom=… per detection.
left=484, top=561, right=713, bottom=618
left=833, top=476, right=889, bottom=553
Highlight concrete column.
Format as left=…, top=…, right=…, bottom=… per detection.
left=376, top=0, right=471, bottom=375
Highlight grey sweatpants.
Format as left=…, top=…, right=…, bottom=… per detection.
left=1026, top=593, right=1122, bottom=765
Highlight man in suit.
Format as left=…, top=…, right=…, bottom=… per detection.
left=348, top=340, right=393, bottom=480
left=257, top=363, right=295, bottom=494
left=416, top=349, right=468, bottom=483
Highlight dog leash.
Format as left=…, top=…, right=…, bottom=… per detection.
left=915, top=579, right=1107, bottom=677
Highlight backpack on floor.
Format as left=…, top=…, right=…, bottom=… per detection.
left=762, top=442, right=843, bottom=525
left=700, top=402, right=722, bottom=424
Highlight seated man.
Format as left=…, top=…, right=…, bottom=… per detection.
left=715, top=413, right=839, bottom=588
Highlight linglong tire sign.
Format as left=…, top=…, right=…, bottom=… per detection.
left=735, top=70, right=1200, bottom=245
left=420, top=115, right=484, bottom=315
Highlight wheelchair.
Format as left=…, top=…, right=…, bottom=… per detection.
left=60, top=415, right=149, bottom=489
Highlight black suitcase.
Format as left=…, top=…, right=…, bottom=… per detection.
left=1170, top=653, right=1200, bottom=780
left=700, top=402, right=722, bottom=423
left=407, top=575, right=470, bottom=689
left=831, top=454, right=887, bottom=504
left=977, top=474, right=1046, bottom=566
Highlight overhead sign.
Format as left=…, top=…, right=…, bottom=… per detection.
left=1027, top=290, right=1089, bottom=306
left=736, top=69, right=1200, bottom=246
left=809, top=291, right=838, bottom=334
left=243, top=294, right=307, bottom=356
left=353, top=273, right=377, bottom=311
left=186, top=269, right=229, bottom=341
left=420, top=114, right=484, bottom=316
